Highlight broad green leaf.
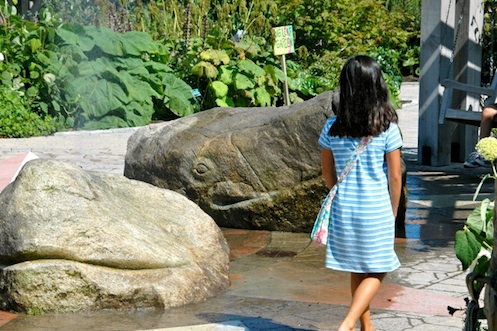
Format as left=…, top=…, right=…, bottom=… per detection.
left=29, top=38, right=42, bottom=53
left=88, top=27, right=124, bottom=57
left=257, top=75, right=267, bottom=87
left=238, top=59, right=265, bottom=77
left=65, top=116, right=74, bottom=128
left=76, top=58, right=115, bottom=77
left=143, top=61, right=173, bottom=74
left=126, top=101, right=154, bottom=125
left=216, top=98, right=230, bottom=107
left=162, top=73, right=197, bottom=117
left=234, top=73, right=255, bottom=90
left=29, top=71, right=40, bottom=79
left=467, top=203, right=486, bottom=233
left=200, top=50, right=230, bottom=66
left=127, top=79, right=158, bottom=103
left=82, top=116, right=128, bottom=130
left=66, top=77, right=127, bottom=123
left=215, top=96, right=235, bottom=107
left=474, top=255, right=491, bottom=276
left=58, top=44, right=88, bottom=62
left=289, top=92, right=304, bottom=103
left=26, top=86, right=38, bottom=97
left=487, top=212, right=494, bottom=243
left=235, top=38, right=262, bottom=56
left=255, top=87, right=271, bottom=107
left=219, top=66, right=234, bottom=85
left=263, top=65, right=276, bottom=85
left=274, top=66, right=287, bottom=82
left=455, top=229, right=482, bottom=270
left=210, top=81, right=229, bottom=98
left=121, top=31, right=158, bottom=56
left=57, top=26, right=95, bottom=52
left=480, top=198, right=492, bottom=231
left=51, top=100, right=60, bottom=112
left=192, top=61, right=218, bottom=79
left=127, top=66, right=151, bottom=77
left=40, top=102, right=48, bottom=113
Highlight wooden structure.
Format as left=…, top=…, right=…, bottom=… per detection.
left=419, top=0, right=484, bottom=166
left=439, top=73, right=497, bottom=126
left=10, top=0, right=42, bottom=16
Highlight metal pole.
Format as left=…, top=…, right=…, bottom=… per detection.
left=281, top=54, right=290, bottom=106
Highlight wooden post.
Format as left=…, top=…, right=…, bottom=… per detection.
left=14, top=0, right=43, bottom=17
left=17, top=0, right=31, bottom=15
left=451, top=0, right=482, bottom=162
left=419, top=0, right=483, bottom=166
left=418, top=0, right=454, bottom=166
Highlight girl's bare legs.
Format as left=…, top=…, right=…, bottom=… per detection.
left=338, top=272, right=386, bottom=331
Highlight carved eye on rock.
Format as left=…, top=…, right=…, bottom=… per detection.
left=193, top=158, right=216, bottom=178
left=194, top=163, right=209, bottom=175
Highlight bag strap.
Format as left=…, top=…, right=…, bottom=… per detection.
left=336, top=136, right=373, bottom=185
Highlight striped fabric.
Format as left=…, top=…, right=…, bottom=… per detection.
left=318, top=116, right=403, bottom=273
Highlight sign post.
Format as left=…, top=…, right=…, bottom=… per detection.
left=272, top=25, right=295, bottom=106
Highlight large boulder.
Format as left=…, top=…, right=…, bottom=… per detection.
left=124, top=91, right=337, bottom=232
left=0, top=159, right=230, bottom=313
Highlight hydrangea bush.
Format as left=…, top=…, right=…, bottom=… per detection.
left=455, top=137, right=497, bottom=277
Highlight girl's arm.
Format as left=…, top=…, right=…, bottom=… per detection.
left=386, top=148, right=402, bottom=218
left=321, top=148, right=337, bottom=189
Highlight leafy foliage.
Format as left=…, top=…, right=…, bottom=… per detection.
left=482, top=0, right=497, bottom=84
left=274, top=0, right=418, bottom=88
left=455, top=199, right=493, bottom=275
left=0, top=2, right=59, bottom=137
left=47, top=24, right=198, bottom=129
left=0, top=4, right=198, bottom=132
left=1, top=0, right=424, bottom=137
left=172, top=34, right=300, bottom=109
left=0, top=85, right=56, bottom=138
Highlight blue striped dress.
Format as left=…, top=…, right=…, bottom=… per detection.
left=318, top=116, right=402, bottom=273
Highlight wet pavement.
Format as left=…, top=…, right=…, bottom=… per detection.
left=0, top=82, right=494, bottom=330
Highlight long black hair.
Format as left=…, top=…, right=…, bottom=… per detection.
left=329, top=55, right=398, bottom=138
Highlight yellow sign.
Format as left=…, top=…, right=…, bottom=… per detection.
left=272, top=25, right=295, bottom=56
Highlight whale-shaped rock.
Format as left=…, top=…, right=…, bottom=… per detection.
left=0, top=159, right=229, bottom=312
left=124, top=91, right=337, bottom=232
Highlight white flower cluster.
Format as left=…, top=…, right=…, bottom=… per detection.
left=476, top=137, right=497, bottom=162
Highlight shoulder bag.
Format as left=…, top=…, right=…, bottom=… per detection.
left=311, top=136, right=373, bottom=245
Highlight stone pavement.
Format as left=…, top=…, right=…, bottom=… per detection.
left=0, top=82, right=493, bottom=330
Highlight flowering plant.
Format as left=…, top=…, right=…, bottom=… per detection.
left=454, top=137, right=497, bottom=276
left=473, top=137, right=497, bottom=200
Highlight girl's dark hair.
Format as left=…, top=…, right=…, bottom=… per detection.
left=329, top=55, right=398, bottom=138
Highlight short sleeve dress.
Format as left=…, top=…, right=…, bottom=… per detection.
left=318, top=116, right=403, bottom=273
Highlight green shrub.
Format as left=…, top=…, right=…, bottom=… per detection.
left=275, top=0, right=417, bottom=98
left=46, top=24, right=198, bottom=130
left=0, top=3, right=59, bottom=135
left=0, top=86, right=56, bottom=138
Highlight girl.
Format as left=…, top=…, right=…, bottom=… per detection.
left=319, top=55, right=403, bottom=331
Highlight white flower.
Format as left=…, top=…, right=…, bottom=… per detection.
left=0, top=53, right=4, bottom=61
left=476, top=137, right=497, bottom=162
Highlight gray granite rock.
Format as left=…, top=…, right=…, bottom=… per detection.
left=0, top=159, right=229, bottom=312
